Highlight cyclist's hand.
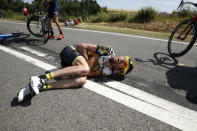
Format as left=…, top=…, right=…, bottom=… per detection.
left=96, top=45, right=115, bottom=56
left=106, top=46, right=115, bottom=56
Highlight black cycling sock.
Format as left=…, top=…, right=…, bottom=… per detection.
left=51, top=31, right=54, bottom=35
left=60, top=30, right=63, bottom=34
left=39, top=75, right=48, bottom=82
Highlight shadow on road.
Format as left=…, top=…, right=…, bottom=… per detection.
left=88, top=74, right=125, bottom=83
left=11, top=94, right=35, bottom=107
left=135, top=52, right=178, bottom=69
left=166, top=66, right=197, bottom=104
left=135, top=52, right=197, bottom=104
left=10, top=87, right=83, bottom=107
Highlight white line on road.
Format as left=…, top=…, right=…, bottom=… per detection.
left=0, top=45, right=197, bottom=131
left=20, top=46, right=47, bottom=57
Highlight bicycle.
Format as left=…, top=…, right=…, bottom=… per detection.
left=168, top=0, right=197, bottom=57
left=0, top=31, right=30, bottom=45
left=27, top=6, right=50, bottom=44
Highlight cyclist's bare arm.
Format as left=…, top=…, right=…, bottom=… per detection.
left=86, top=53, right=103, bottom=76
left=76, top=43, right=97, bottom=61
left=87, top=55, right=103, bottom=76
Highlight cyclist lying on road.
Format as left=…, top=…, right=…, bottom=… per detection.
left=64, top=17, right=82, bottom=26
left=17, top=43, right=134, bottom=102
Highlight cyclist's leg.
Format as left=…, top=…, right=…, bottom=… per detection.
left=29, top=56, right=89, bottom=94
left=17, top=46, right=90, bottom=102
left=55, top=18, right=64, bottom=39
left=24, top=13, right=27, bottom=22
left=53, top=17, right=62, bottom=34
left=48, top=11, right=55, bottom=36
left=53, top=56, right=89, bottom=77
left=49, top=17, right=53, bottom=34
left=52, top=11, right=63, bottom=39
left=43, top=76, right=87, bottom=90
left=30, top=46, right=90, bottom=92
left=52, top=11, right=62, bottom=33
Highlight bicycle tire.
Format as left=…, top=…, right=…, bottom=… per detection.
left=168, top=19, right=197, bottom=57
left=42, top=16, right=50, bottom=44
left=27, top=16, right=44, bottom=37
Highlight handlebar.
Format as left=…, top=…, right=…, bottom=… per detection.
left=177, top=0, right=197, bottom=10
left=177, top=0, right=184, bottom=10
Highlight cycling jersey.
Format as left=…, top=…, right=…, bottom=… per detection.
left=97, top=56, right=113, bottom=76
left=23, top=8, right=28, bottom=14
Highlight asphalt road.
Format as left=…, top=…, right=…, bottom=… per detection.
left=0, top=21, right=197, bottom=130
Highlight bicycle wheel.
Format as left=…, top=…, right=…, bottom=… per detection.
left=27, top=16, right=44, bottom=37
left=168, top=19, right=197, bottom=57
left=42, top=16, right=50, bottom=43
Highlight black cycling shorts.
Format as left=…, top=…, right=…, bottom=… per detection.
left=60, top=45, right=83, bottom=67
left=48, top=11, right=58, bottom=18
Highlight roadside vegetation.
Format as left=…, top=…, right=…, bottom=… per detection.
left=1, top=0, right=197, bottom=38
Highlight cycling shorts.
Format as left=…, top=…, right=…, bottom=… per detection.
left=60, top=45, right=83, bottom=67
left=48, top=0, right=59, bottom=18
left=48, top=11, right=58, bottom=18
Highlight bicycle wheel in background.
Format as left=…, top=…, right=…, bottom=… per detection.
left=27, top=16, right=44, bottom=37
left=168, top=19, right=197, bottom=57
left=42, top=16, right=50, bottom=44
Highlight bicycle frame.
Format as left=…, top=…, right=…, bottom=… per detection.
left=27, top=6, right=49, bottom=37
left=177, top=16, right=196, bottom=40
left=177, top=0, right=197, bottom=41
left=34, top=9, right=46, bottom=30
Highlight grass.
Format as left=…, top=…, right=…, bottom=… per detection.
left=77, top=22, right=171, bottom=39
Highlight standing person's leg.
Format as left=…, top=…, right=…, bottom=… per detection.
left=53, top=17, right=64, bottom=39
left=48, top=17, right=55, bottom=38
left=24, top=13, right=27, bottom=22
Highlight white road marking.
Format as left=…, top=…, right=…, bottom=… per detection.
left=0, top=45, right=197, bottom=131
left=105, top=81, right=197, bottom=122
left=0, top=45, right=55, bottom=70
left=2, top=20, right=197, bottom=46
left=20, top=46, right=47, bottom=57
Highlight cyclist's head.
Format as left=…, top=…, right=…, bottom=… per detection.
left=110, top=56, right=134, bottom=75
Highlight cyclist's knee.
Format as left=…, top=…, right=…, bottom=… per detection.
left=79, top=65, right=90, bottom=76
